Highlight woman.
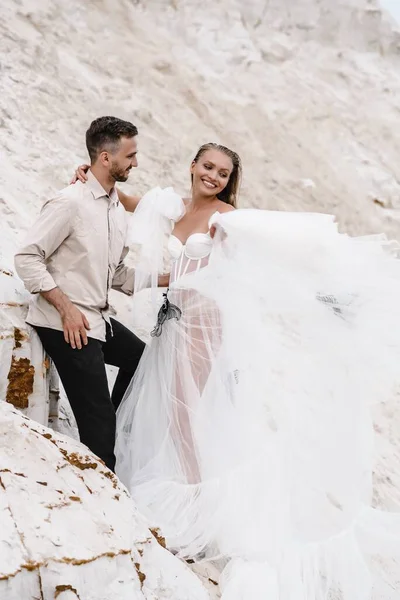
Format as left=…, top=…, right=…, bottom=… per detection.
left=73, top=144, right=400, bottom=600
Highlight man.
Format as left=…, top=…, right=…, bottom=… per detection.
left=15, top=116, right=166, bottom=471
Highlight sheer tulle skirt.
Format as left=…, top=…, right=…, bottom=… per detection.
left=116, top=210, right=400, bottom=599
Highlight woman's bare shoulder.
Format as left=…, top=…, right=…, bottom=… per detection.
left=216, top=201, right=236, bottom=214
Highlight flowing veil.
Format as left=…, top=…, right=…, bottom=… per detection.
left=116, top=199, right=400, bottom=599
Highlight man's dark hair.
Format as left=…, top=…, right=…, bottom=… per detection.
left=86, top=116, right=138, bottom=162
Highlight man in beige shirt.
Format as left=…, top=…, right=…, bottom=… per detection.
left=15, top=116, right=162, bottom=471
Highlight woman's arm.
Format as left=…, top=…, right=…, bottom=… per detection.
left=71, top=164, right=141, bottom=213
left=116, top=188, right=141, bottom=213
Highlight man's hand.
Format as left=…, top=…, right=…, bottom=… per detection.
left=70, top=164, right=90, bottom=184
left=41, top=287, right=90, bottom=349
left=60, top=303, right=91, bottom=349
left=158, top=273, right=170, bottom=288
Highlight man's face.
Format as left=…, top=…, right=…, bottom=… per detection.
left=109, top=135, right=138, bottom=182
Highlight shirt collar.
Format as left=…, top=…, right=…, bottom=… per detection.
left=86, top=170, right=119, bottom=206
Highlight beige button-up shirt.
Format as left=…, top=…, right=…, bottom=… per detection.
left=15, top=171, right=134, bottom=341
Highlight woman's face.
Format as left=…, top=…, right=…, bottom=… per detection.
left=191, top=149, right=233, bottom=198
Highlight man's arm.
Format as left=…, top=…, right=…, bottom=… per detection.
left=14, top=193, right=90, bottom=349
left=14, top=194, right=72, bottom=294
left=111, top=247, right=135, bottom=295
left=41, top=287, right=91, bottom=349
left=111, top=247, right=169, bottom=295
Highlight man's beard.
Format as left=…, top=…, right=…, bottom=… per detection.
left=110, top=162, right=131, bottom=182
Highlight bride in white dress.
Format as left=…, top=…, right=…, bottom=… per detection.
left=75, top=144, right=400, bottom=599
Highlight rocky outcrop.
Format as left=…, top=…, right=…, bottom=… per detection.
left=0, top=228, right=52, bottom=424
left=0, top=401, right=211, bottom=600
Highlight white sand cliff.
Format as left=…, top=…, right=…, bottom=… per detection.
left=1, top=0, right=400, bottom=597
left=0, top=402, right=213, bottom=599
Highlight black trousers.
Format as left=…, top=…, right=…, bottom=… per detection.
left=34, top=318, right=145, bottom=472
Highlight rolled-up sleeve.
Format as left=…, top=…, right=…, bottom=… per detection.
left=111, top=246, right=135, bottom=295
left=14, top=194, right=72, bottom=294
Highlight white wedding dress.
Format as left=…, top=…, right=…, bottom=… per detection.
left=116, top=188, right=400, bottom=600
